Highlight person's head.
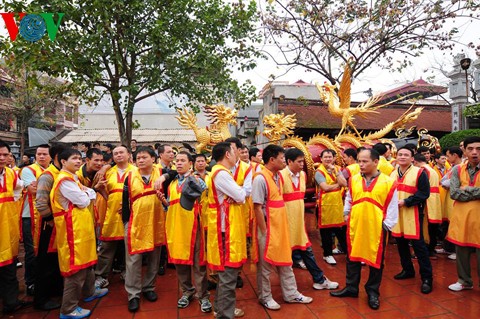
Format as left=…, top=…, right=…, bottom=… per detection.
left=396, top=146, right=414, bottom=168
left=59, top=149, right=83, bottom=173
left=463, top=136, right=480, bottom=166
left=50, top=143, right=68, bottom=167
left=7, top=153, right=15, bottom=166
left=262, top=145, right=285, bottom=172
left=285, top=148, right=304, bottom=174
left=79, top=142, right=91, bottom=152
left=103, top=143, right=113, bottom=153
left=35, top=144, right=51, bottom=168
left=249, top=147, right=262, bottom=164
left=102, top=152, right=112, bottom=164
left=372, top=143, right=388, bottom=156
left=176, top=151, right=193, bottom=175
left=85, top=148, right=104, bottom=172
left=358, top=149, right=380, bottom=175
left=212, top=142, right=236, bottom=168
left=224, top=137, right=242, bottom=162
left=194, top=153, right=207, bottom=172
left=434, top=153, right=446, bottom=167
left=446, top=146, right=463, bottom=165
left=404, top=143, right=417, bottom=154
left=417, top=146, right=431, bottom=162
left=71, top=142, right=78, bottom=150
left=0, top=140, right=11, bottom=169
left=135, top=146, right=156, bottom=171
left=112, top=145, right=130, bottom=165
left=413, top=153, right=427, bottom=167
left=22, top=154, right=30, bottom=164
left=93, top=142, right=100, bottom=149
left=239, top=145, right=249, bottom=162
left=342, top=148, right=357, bottom=165
left=320, top=149, right=336, bottom=165
left=158, top=144, right=174, bottom=164
left=383, top=143, right=393, bottom=159
left=130, top=139, right=137, bottom=149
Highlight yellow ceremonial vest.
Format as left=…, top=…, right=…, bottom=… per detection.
left=0, top=168, right=20, bottom=266
left=316, top=164, right=345, bottom=228
left=258, top=169, right=292, bottom=266
left=40, top=165, right=61, bottom=253
left=51, top=171, right=97, bottom=276
left=345, top=163, right=360, bottom=179
left=127, top=167, right=165, bottom=255
left=21, top=162, right=46, bottom=255
left=233, top=161, right=253, bottom=236
left=433, top=165, right=448, bottom=220
left=390, top=166, right=423, bottom=239
left=378, top=157, right=394, bottom=176
left=166, top=178, right=205, bottom=265
left=348, top=173, right=396, bottom=269
left=447, top=164, right=480, bottom=248
left=206, top=164, right=247, bottom=271
left=100, top=164, right=134, bottom=240
left=279, top=168, right=310, bottom=250
left=423, top=165, right=442, bottom=223
left=443, top=167, right=456, bottom=221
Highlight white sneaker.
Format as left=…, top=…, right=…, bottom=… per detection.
left=435, top=248, right=449, bottom=254
left=313, top=277, right=339, bottom=290
left=323, top=256, right=337, bottom=265
left=262, top=299, right=281, bottom=310
left=59, top=306, right=91, bottom=319
left=286, top=294, right=313, bottom=304
left=448, top=253, right=457, bottom=260
left=332, top=248, right=343, bottom=254
left=95, top=276, right=109, bottom=288
left=448, top=282, right=473, bottom=292
left=214, top=308, right=244, bottom=317
left=294, top=260, right=307, bottom=270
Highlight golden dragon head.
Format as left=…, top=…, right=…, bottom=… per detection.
left=263, top=113, right=297, bottom=144
left=203, top=104, right=238, bottom=126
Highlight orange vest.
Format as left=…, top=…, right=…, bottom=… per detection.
left=345, top=163, right=360, bottom=179
left=257, top=169, right=292, bottom=266
left=316, top=164, right=345, bottom=228
left=39, top=164, right=61, bottom=253
left=348, top=173, right=396, bottom=268
left=22, top=162, right=47, bottom=254
left=166, top=177, right=205, bottom=265
left=126, top=167, right=165, bottom=255
left=279, top=168, right=310, bottom=250
left=206, top=164, right=247, bottom=271
left=433, top=165, right=448, bottom=220
left=233, top=161, right=252, bottom=236
left=99, top=164, right=134, bottom=240
left=51, top=171, right=97, bottom=276
left=76, top=164, right=106, bottom=224
left=378, top=157, right=394, bottom=176
left=390, top=166, right=423, bottom=239
left=447, top=164, right=480, bottom=248
left=0, top=167, right=20, bottom=266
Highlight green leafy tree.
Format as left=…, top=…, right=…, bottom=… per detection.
left=439, top=129, right=480, bottom=149
left=2, top=0, right=261, bottom=145
left=261, top=0, right=479, bottom=84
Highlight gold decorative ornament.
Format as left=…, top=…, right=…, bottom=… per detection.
left=263, top=113, right=297, bottom=144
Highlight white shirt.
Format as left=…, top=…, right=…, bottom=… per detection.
left=213, top=170, right=246, bottom=231
left=57, top=174, right=95, bottom=211
left=286, top=166, right=300, bottom=188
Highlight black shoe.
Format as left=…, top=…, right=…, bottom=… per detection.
left=143, top=291, right=158, bottom=302
left=35, top=300, right=61, bottom=311
left=329, top=288, right=358, bottom=298
left=128, top=298, right=140, bottom=312
left=236, top=275, right=244, bottom=288
left=393, top=270, right=415, bottom=280
left=421, top=279, right=433, bottom=294
left=26, top=284, right=35, bottom=296
left=3, top=300, right=32, bottom=314
left=207, top=280, right=217, bottom=291
left=367, top=295, right=380, bottom=310
left=158, top=265, right=166, bottom=276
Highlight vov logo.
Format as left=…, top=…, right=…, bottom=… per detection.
left=1, top=13, right=64, bottom=42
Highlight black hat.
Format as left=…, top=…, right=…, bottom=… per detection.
left=180, top=176, right=204, bottom=211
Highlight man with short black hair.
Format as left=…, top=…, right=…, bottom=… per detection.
left=341, top=148, right=359, bottom=181
left=249, top=147, right=263, bottom=173
left=130, top=139, right=138, bottom=154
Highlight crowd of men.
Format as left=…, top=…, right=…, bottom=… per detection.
left=0, top=135, right=479, bottom=319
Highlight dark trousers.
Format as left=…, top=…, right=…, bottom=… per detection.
left=320, top=226, right=347, bottom=256
left=427, top=222, right=440, bottom=252
left=395, top=214, right=433, bottom=281
left=159, top=245, right=167, bottom=267
left=0, top=263, right=19, bottom=311
left=293, top=247, right=325, bottom=284
left=22, top=218, right=36, bottom=286
left=34, top=220, right=63, bottom=307
left=345, top=230, right=387, bottom=297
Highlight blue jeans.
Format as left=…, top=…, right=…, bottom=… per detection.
left=22, top=218, right=36, bottom=286
left=293, top=247, right=325, bottom=284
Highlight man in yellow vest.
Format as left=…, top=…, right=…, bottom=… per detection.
left=166, top=151, right=212, bottom=313
left=391, top=146, right=433, bottom=294
left=341, top=148, right=361, bottom=182
left=95, top=146, right=134, bottom=289
left=281, top=148, right=338, bottom=291
left=0, top=140, right=29, bottom=315
left=206, top=142, right=246, bottom=318
left=20, top=144, right=51, bottom=296
left=447, top=136, right=480, bottom=292
left=249, top=147, right=264, bottom=174
left=316, top=149, right=348, bottom=265
left=33, top=143, right=68, bottom=311
left=122, top=147, right=165, bottom=312
left=372, top=143, right=394, bottom=176
left=253, top=144, right=313, bottom=311
left=52, top=148, right=108, bottom=319
left=331, top=148, right=398, bottom=310
left=413, top=153, right=442, bottom=260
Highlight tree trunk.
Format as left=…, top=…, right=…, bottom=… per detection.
left=111, top=96, right=127, bottom=145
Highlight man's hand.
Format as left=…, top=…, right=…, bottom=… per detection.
left=27, top=181, right=37, bottom=195
left=398, top=199, right=405, bottom=207
left=344, top=214, right=349, bottom=223
left=154, top=175, right=166, bottom=191
left=94, top=180, right=107, bottom=191
left=156, top=190, right=168, bottom=205
left=93, top=165, right=110, bottom=185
